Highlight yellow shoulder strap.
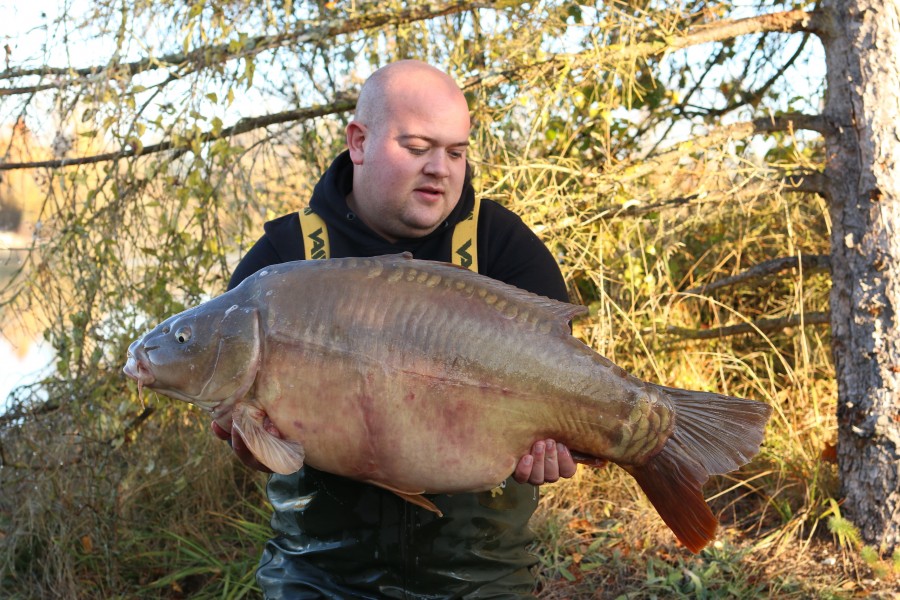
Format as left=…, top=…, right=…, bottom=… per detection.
left=451, top=199, right=480, bottom=272
left=299, top=203, right=477, bottom=268
left=298, top=207, right=330, bottom=260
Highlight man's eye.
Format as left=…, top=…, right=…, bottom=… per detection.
left=408, top=147, right=428, bottom=156
left=449, top=150, right=465, bottom=159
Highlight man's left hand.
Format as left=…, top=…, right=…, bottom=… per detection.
left=513, top=439, right=577, bottom=485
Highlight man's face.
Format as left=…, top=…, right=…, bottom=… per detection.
left=347, top=79, right=471, bottom=242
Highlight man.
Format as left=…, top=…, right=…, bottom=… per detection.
left=214, top=60, right=578, bottom=598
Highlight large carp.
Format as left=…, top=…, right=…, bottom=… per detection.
left=123, top=253, right=771, bottom=552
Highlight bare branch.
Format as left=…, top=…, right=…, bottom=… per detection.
left=665, top=10, right=824, bottom=50
left=685, top=254, right=831, bottom=295
left=0, top=99, right=357, bottom=170
left=585, top=167, right=825, bottom=219
left=696, top=33, right=812, bottom=119
left=462, top=10, right=823, bottom=91
left=611, top=114, right=829, bottom=184
left=663, top=311, right=830, bottom=339
left=0, top=0, right=523, bottom=96
left=783, top=170, right=828, bottom=195
left=0, top=398, right=61, bottom=428
left=108, top=406, right=155, bottom=447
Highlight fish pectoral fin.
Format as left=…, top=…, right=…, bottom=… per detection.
left=232, top=403, right=305, bottom=475
left=368, top=481, right=443, bottom=517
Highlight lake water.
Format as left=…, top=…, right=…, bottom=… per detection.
left=0, top=335, right=53, bottom=415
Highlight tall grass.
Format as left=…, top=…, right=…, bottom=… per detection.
left=0, top=391, right=269, bottom=598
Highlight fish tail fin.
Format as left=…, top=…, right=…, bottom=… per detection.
left=625, top=385, right=772, bottom=553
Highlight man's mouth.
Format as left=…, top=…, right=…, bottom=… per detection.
left=414, top=186, right=444, bottom=201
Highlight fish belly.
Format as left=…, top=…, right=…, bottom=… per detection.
left=259, top=337, right=543, bottom=493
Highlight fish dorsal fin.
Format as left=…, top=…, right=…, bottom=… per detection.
left=322, top=254, right=586, bottom=335
left=232, top=403, right=306, bottom=475
left=374, top=254, right=587, bottom=334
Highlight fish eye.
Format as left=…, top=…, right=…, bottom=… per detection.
left=174, top=327, right=192, bottom=344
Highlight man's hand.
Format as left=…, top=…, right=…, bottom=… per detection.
left=210, top=420, right=273, bottom=473
left=513, top=439, right=577, bottom=485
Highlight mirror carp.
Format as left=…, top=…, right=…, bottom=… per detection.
left=123, top=253, right=772, bottom=552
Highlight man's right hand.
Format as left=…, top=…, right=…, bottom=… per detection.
left=211, top=420, right=274, bottom=473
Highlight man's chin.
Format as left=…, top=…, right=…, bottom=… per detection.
left=402, top=209, right=452, bottom=235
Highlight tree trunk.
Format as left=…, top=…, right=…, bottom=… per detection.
left=821, top=0, right=900, bottom=552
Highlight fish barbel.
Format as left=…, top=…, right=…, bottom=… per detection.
left=123, top=253, right=772, bottom=552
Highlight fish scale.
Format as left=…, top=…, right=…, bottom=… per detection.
left=124, top=252, right=772, bottom=552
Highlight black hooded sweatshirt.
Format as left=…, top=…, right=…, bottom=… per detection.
left=230, top=152, right=569, bottom=599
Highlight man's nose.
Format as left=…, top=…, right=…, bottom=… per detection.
left=423, top=151, right=450, bottom=178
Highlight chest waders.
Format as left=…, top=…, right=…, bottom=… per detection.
left=260, top=200, right=539, bottom=599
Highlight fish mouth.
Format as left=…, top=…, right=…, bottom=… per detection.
left=123, top=347, right=156, bottom=387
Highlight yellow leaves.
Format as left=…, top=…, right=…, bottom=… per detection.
left=127, top=137, right=144, bottom=155
left=572, top=89, right=586, bottom=110
left=241, top=57, right=256, bottom=89
left=187, top=2, right=204, bottom=19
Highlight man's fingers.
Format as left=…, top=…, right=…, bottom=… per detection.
left=211, top=417, right=278, bottom=473
left=211, top=420, right=230, bottom=441
left=514, top=440, right=580, bottom=485
left=528, top=440, right=546, bottom=485
left=557, top=443, right=578, bottom=479
left=513, top=455, right=533, bottom=484
left=541, top=439, right=560, bottom=483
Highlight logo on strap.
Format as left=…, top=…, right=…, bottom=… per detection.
left=451, top=200, right=480, bottom=272
left=455, top=239, right=473, bottom=268
left=299, top=207, right=330, bottom=260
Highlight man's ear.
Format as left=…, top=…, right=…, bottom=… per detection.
left=346, top=121, right=366, bottom=165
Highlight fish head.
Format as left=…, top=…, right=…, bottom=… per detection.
left=123, top=296, right=261, bottom=419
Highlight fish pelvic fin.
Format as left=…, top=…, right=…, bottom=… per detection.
left=627, top=385, right=773, bottom=553
left=232, top=403, right=305, bottom=475
left=367, top=481, right=444, bottom=517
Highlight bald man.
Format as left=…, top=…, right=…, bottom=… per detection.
left=220, top=60, right=578, bottom=598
